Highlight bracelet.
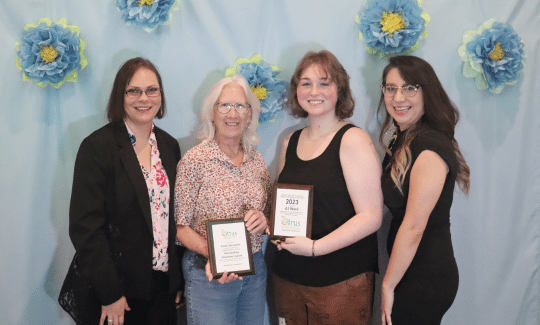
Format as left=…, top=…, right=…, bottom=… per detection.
left=312, top=240, right=316, bottom=257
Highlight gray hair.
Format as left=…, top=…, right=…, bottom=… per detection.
left=199, top=74, right=261, bottom=152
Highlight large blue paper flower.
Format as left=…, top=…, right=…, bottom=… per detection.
left=116, top=0, right=181, bottom=32
left=15, top=18, right=87, bottom=88
left=356, top=0, right=430, bottom=56
left=458, top=19, right=525, bottom=94
left=226, top=55, right=288, bottom=124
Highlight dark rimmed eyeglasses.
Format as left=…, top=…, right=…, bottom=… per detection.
left=124, top=87, right=161, bottom=99
left=381, top=85, right=421, bottom=98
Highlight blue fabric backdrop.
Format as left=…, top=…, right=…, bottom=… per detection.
left=0, top=0, right=538, bottom=324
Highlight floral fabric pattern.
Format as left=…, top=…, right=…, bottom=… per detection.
left=126, top=123, right=170, bottom=272
left=174, top=140, right=270, bottom=253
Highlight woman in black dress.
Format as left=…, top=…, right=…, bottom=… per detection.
left=378, top=56, right=470, bottom=325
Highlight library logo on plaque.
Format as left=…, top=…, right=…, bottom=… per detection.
left=206, top=218, right=255, bottom=279
left=269, top=183, right=314, bottom=240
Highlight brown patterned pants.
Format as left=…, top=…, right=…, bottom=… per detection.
left=274, top=272, right=374, bottom=325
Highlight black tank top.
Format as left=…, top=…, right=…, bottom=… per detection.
left=272, top=124, right=378, bottom=287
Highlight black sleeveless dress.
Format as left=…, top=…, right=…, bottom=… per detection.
left=382, top=129, right=459, bottom=324
left=273, top=124, right=378, bottom=287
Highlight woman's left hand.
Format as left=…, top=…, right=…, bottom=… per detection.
left=244, top=210, right=268, bottom=235
left=381, top=285, right=394, bottom=325
left=205, top=261, right=242, bottom=284
left=275, top=237, right=314, bottom=257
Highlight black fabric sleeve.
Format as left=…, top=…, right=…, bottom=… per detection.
left=69, top=135, right=123, bottom=306
left=410, top=131, right=457, bottom=176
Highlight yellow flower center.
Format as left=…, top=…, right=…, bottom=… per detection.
left=40, top=45, right=58, bottom=63
left=380, top=12, right=406, bottom=37
left=138, top=0, right=154, bottom=5
left=489, top=42, right=505, bottom=61
left=250, top=85, right=269, bottom=100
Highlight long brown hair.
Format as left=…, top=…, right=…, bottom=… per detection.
left=289, top=50, right=354, bottom=119
left=106, top=57, right=166, bottom=123
left=378, top=55, right=470, bottom=194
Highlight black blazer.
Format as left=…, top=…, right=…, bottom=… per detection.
left=69, top=122, right=181, bottom=305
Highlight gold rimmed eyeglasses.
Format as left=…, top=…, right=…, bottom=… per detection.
left=214, top=102, right=251, bottom=114
left=381, top=85, right=420, bottom=98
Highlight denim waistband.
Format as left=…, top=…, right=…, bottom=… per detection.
left=184, top=250, right=208, bottom=269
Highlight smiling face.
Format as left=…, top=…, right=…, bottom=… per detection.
left=123, top=67, right=161, bottom=129
left=384, top=68, right=424, bottom=131
left=296, top=64, right=338, bottom=118
left=212, top=83, right=252, bottom=144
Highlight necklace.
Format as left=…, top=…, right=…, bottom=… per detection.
left=306, top=121, right=344, bottom=142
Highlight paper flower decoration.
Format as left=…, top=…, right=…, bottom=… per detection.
left=116, top=0, right=181, bottom=32
left=458, top=19, right=525, bottom=94
left=225, top=54, right=288, bottom=124
left=356, top=0, right=430, bottom=56
left=15, top=18, right=87, bottom=88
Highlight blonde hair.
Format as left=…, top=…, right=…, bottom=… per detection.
left=386, top=128, right=470, bottom=195
left=199, top=75, right=261, bottom=153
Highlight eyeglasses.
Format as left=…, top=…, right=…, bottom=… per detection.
left=124, top=87, right=161, bottom=99
left=214, top=102, right=251, bottom=115
left=381, top=85, right=421, bottom=98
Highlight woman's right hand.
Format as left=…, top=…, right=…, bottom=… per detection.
left=100, top=296, right=130, bottom=325
left=381, top=284, right=394, bottom=325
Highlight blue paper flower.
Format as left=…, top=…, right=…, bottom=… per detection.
left=356, top=0, right=430, bottom=56
left=226, top=55, right=288, bottom=124
left=116, top=0, right=181, bottom=32
left=15, top=18, right=87, bottom=88
left=458, top=19, right=525, bottom=94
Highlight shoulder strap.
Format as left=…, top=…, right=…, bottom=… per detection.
left=285, top=128, right=304, bottom=160
left=327, top=123, right=356, bottom=154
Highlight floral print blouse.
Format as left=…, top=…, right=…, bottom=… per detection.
left=126, top=123, right=170, bottom=272
left=174, top=140, right=270, bottom=253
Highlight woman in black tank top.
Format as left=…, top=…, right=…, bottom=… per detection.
left=271, top=50, right=383, bottom=325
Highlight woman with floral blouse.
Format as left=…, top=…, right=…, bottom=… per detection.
left=61, top=57, right=181, bottom=325
left=174, top=75, right=269, bottom=325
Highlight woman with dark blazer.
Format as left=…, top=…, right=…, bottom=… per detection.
left=64, top=57, right=181, bottom=325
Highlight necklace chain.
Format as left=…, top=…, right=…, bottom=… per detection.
left=306, top=121, right=343, bottom=142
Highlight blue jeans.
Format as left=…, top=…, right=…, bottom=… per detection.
left=183, top=249, right=267, bottom=325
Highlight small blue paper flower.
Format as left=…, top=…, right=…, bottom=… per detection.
left=15, top=18, right=87, bottom=88
left=226, top=55, right=288, bottom=124
left=356, top=0, right=430, bottom=56
left=458, top=19, right=525, bottom=94
left=116, top=0, right=181, bottom=32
